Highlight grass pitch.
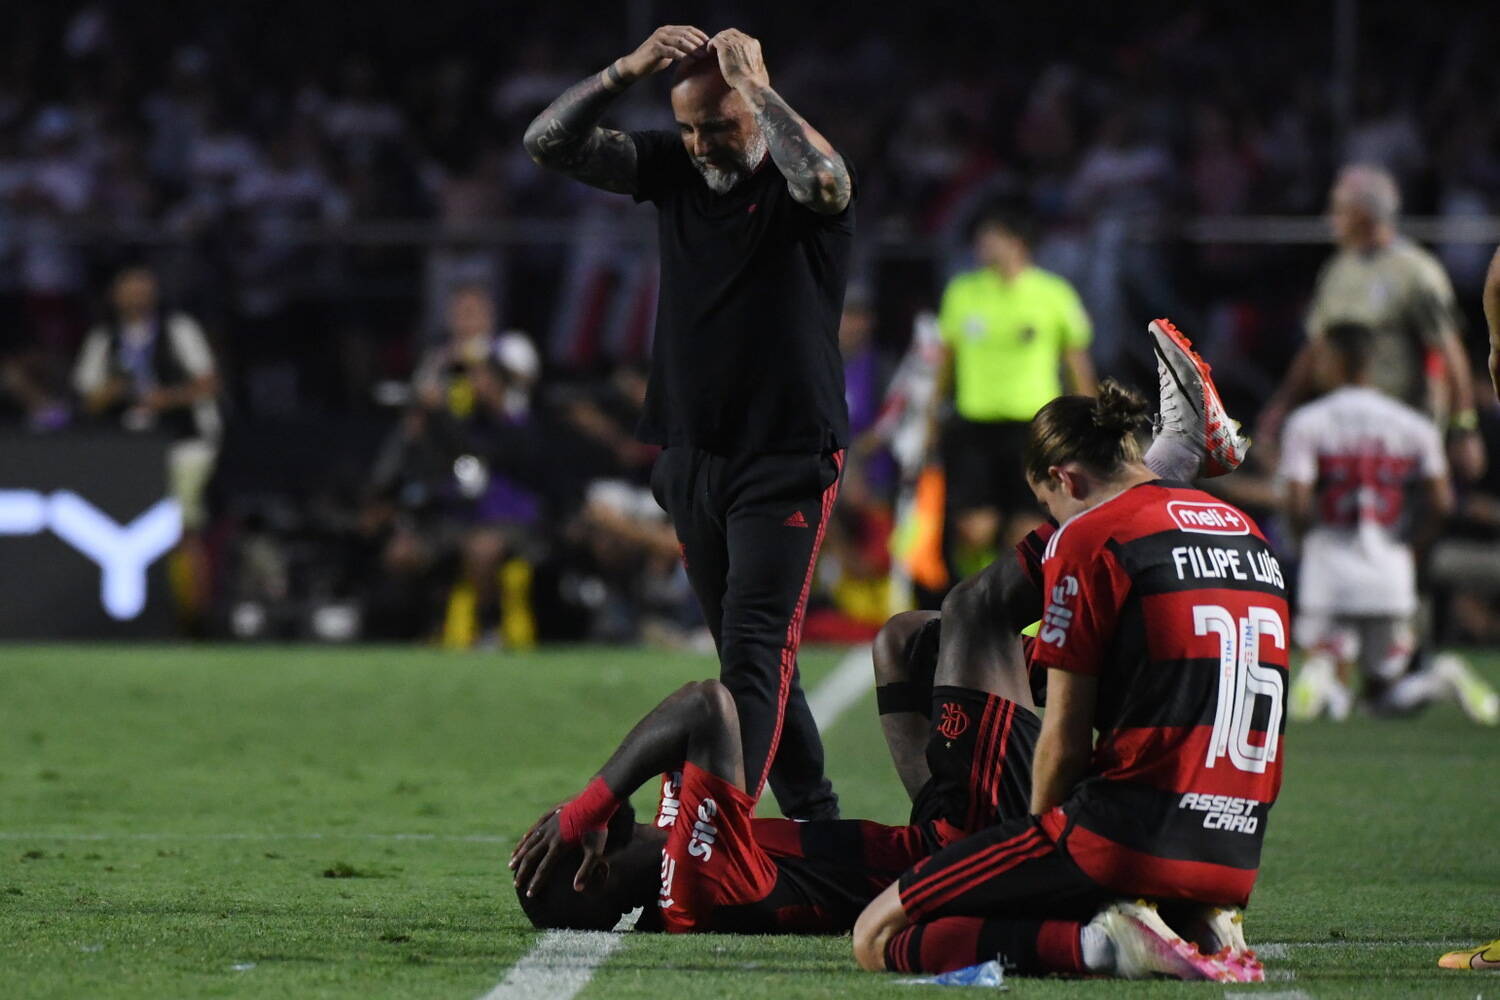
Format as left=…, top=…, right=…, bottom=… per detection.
left=2, top=643, right=1497, bottom=998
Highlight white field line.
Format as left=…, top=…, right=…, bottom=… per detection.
left=807, top=643, right=874, bottom=730
left=477, top=645, right=874, bottom=1000
left=478, top=910, right=640, bottom=1000
left=1259, top=940, right=1460, bottom=950
left=0, top=830, right=510, bottom=843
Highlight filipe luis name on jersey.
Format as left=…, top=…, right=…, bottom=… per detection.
left=1170, top=544, right=1285, bottom=589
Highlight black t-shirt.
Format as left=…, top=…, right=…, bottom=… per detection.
left=630, top=130, right=853, bottom=453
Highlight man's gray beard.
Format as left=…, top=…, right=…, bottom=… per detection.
left=694, top=132, right=769, bottom=194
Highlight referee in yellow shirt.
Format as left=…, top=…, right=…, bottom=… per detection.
left=932, top=201, right=1095, bottom=582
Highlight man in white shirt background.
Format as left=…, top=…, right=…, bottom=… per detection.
left=1279, top=321, right=1496, bottom=723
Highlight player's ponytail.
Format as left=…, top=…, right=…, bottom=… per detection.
left=1025, top=379, right=1151, bottom=483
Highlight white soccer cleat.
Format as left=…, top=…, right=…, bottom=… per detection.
left=1433, top=653, right=1500, bottom=726
left=1149, top=318, right=1249, bottom=478
left=1177, top=906, right=1265, bottom=983
left=1092, top=900, right=1235, bottom=981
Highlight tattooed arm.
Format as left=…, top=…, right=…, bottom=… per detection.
left=522, top=25, right=708, bottom=194
left=710, top=29, right=852, bottom=215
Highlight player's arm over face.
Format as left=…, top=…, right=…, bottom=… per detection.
left=523, top=25, right=710, bottom=194
left=509, top=678, right=742, bottom=895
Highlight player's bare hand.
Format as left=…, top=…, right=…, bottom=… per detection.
left=708, top=29, right=770, bottom=91
left=1489, top=346, right=1499, bottom=403
left=508, top=804, right=559, bottom=867
left=509, top=807, right=566, bottom=897
left=570, top=827, right=608, bottom=892
left=619, top=25, right=709, bottom=81
left=508, top=805, right=610, bottom=896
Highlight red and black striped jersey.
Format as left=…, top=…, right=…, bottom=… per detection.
left=1030, top=481, right=1289, bottom=907
left=646, top=765, right=937, bottom=935
left=723, top=817, right=936, bottom=934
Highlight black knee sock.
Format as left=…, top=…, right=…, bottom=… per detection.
left=885, top=916, right=1085, bottom=975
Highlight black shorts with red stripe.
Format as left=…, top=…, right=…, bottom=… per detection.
left=896, top=814, right=1105, bottom=926
left=909, top=685, right=1040, bottom=843
left=894, top=615, right=1042, bottom=841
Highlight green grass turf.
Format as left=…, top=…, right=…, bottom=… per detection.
left=1, top=643, right=1497, bottom=998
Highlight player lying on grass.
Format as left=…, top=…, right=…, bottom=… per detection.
left=505, top=317, right=1211, bottom=937
left=508, top=592, right=1042, bottom=934
left=509, top=320, right=1247, bottom=946
left=853, top=345, right=1279, bottom=983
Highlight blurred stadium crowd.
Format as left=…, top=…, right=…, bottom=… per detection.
left=1, top=1, right=1499, bottom=645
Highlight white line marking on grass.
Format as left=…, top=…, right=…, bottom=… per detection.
left=0, top=831, right=510, bottom=843
left=1260, top=939, right=1458, bottom=950
left=808, top=643, right=873, bottom=730
left=1226, top=992, right=1310, bottom=1000
left=480, top=910, right=640, bottom=1000
left=478, top=648, right=873, bottom=1000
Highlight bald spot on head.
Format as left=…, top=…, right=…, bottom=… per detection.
left=670, top=59, right=744, bottom=127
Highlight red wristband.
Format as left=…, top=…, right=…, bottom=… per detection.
left=557, top=777, right=621, bottom=844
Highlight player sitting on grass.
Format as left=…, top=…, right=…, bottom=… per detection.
left=854, top=322, right=1273, bottom=983
left=508, top=590, right=1042, bottom=935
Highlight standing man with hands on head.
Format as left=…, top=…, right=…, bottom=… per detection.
left=525, top=26, right=855, bottom=821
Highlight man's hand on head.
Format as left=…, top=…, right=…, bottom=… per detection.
left=619, top=25, right=709, bottom=83
left=509, top=804, right=568, bottom=898
left=708, top=29, right=771, bottom=92
left=1490, top=346, right=1499, bottom=403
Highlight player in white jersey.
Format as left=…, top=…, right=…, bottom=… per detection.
left=1280, top=322, right=1497, bottom=723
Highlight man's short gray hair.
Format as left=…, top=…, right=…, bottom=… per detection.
left=1335, top=164, right=1401, bottom=224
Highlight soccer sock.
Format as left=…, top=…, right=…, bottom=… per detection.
left=884, top=918, right=984, bottom=974
left=884, top=917, right=1087, bottom=975
left=1080, top=919, right=1115, bottom=972
left=1144, top=434, right=1201, bottom=481
left=1035, top=919, right=1088, bottom=973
